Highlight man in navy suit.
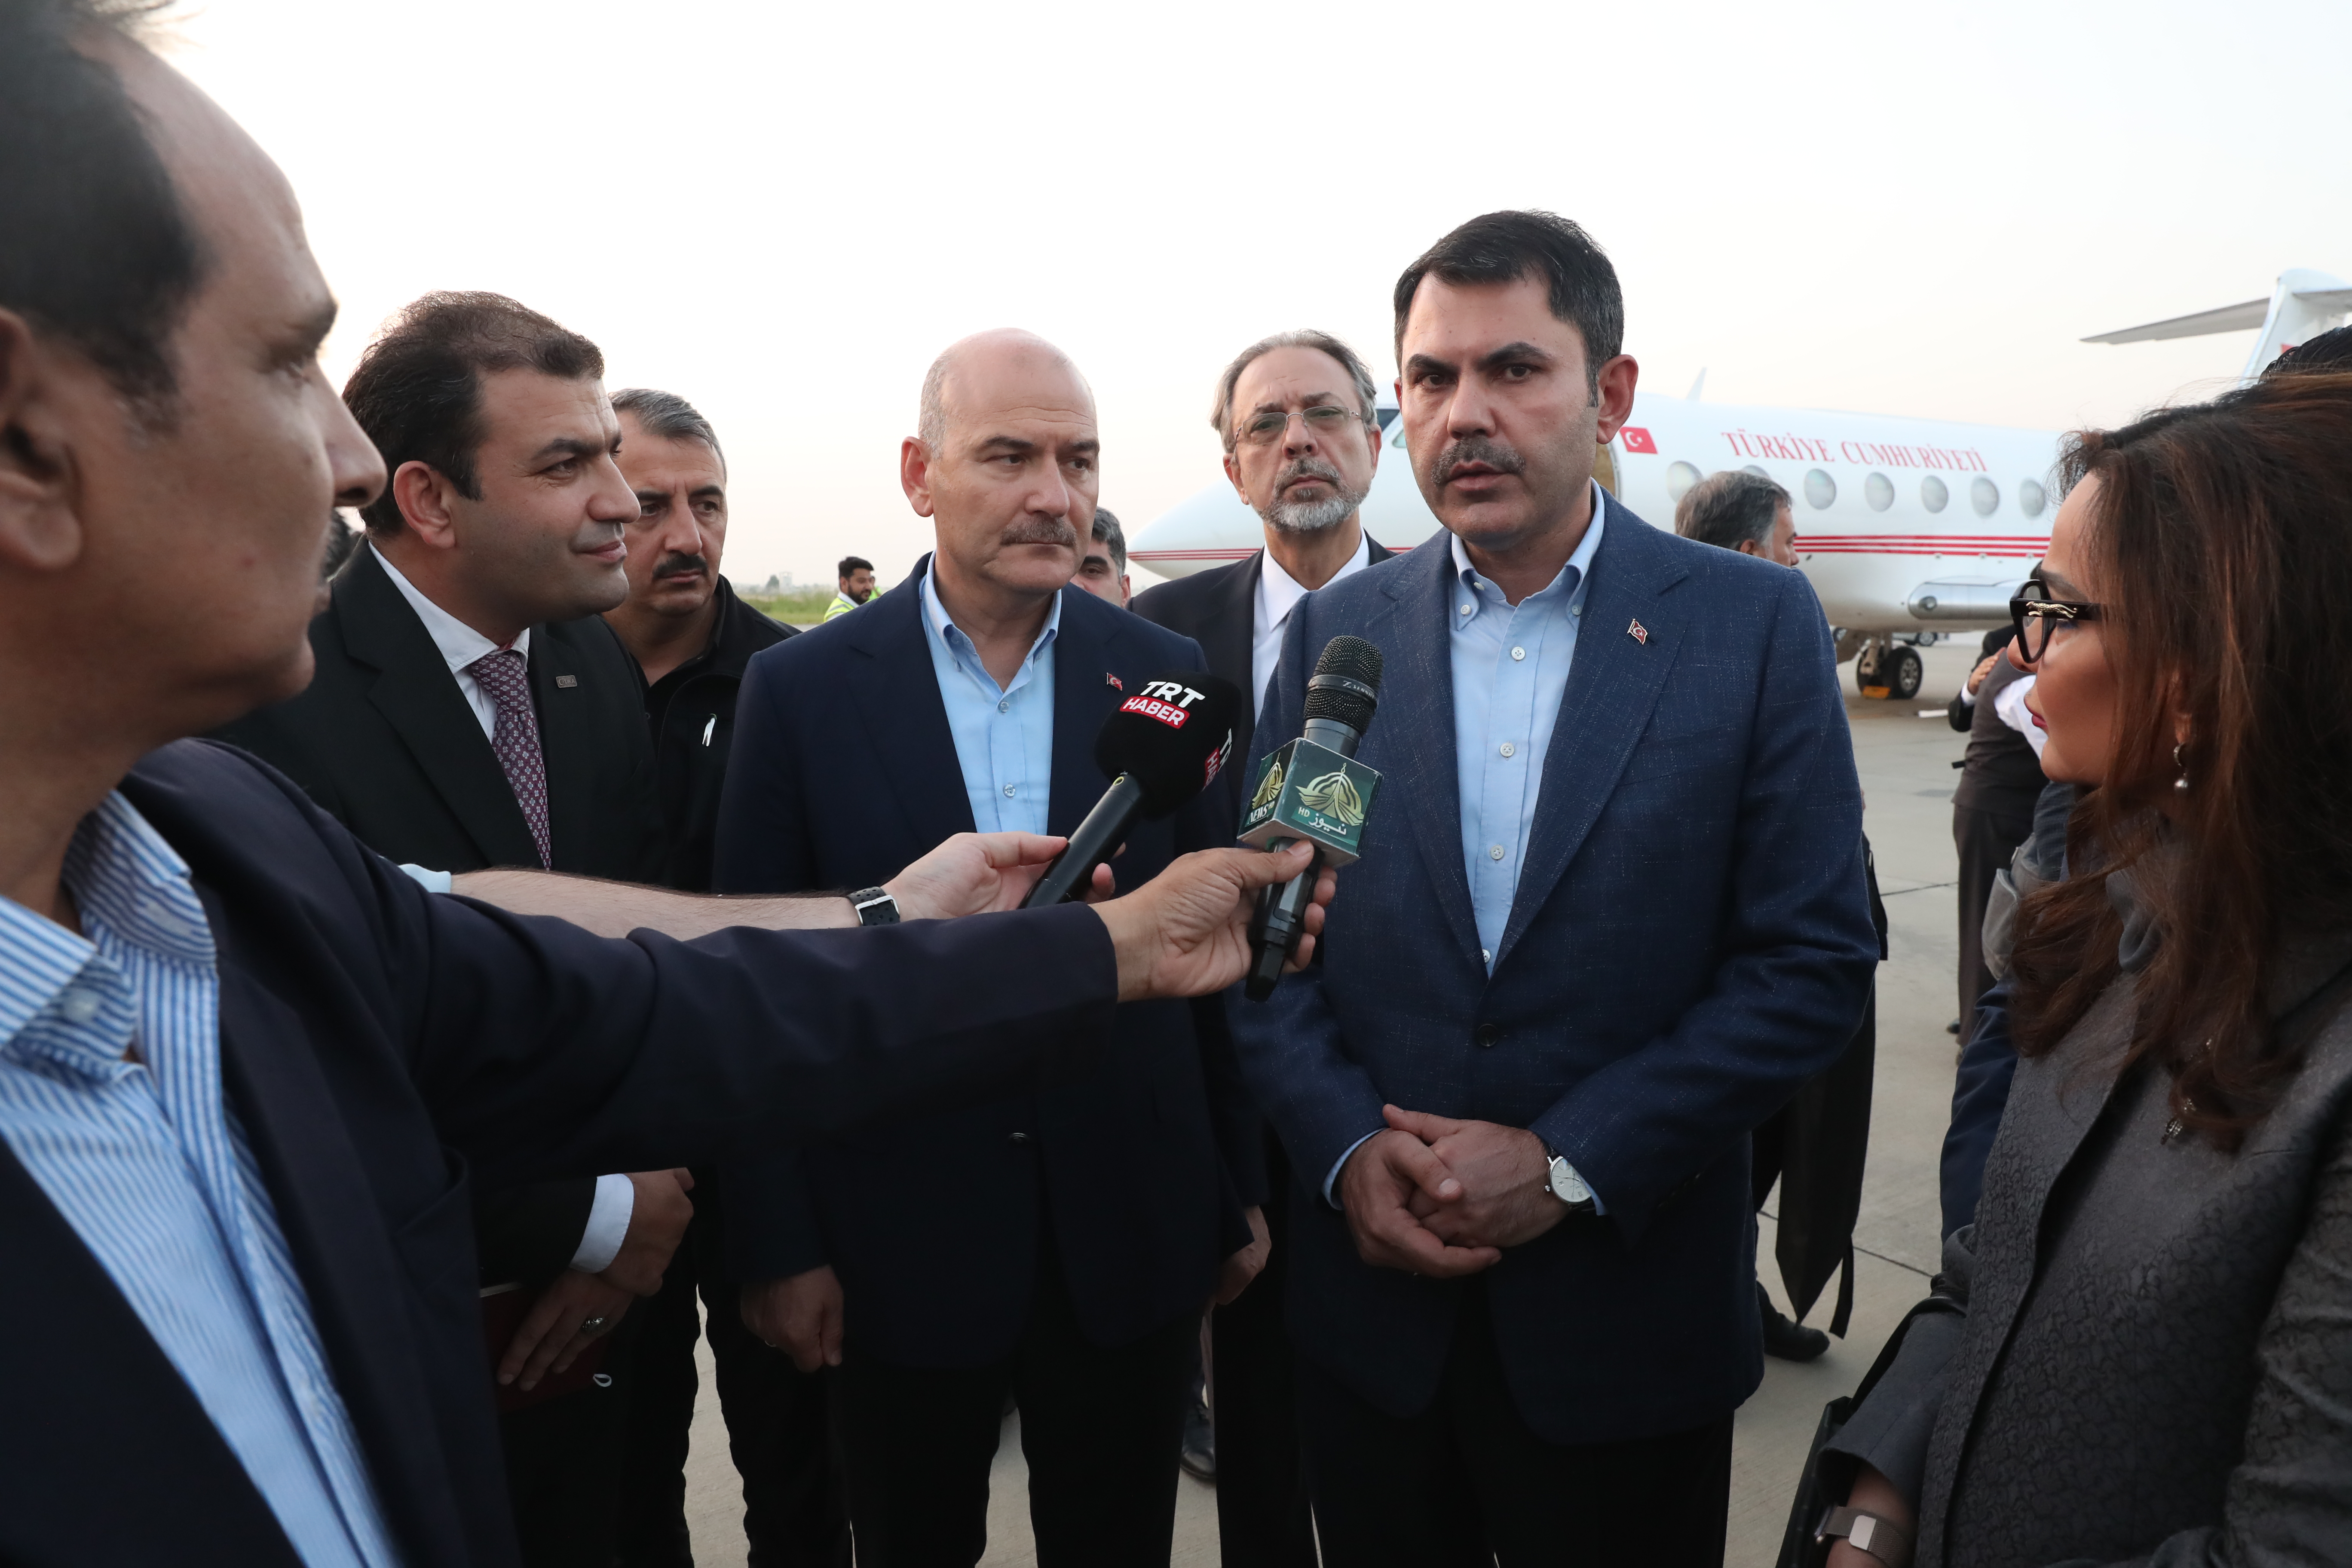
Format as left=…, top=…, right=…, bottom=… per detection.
left=1230, top=211, right=1879, bottom=1565
left=714, top=331, right=1268, bottom=1566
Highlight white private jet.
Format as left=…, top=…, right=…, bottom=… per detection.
left=1130, top=269, right=2350, bottom=700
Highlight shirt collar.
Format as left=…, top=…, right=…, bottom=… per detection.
left=1256, top=529, right=1373, bottom=635
left=919, top=558, right=1062, bottom=679
left=371, top=542, right=532, bottom=675
left=1449, top=478, right=1609, bottom=607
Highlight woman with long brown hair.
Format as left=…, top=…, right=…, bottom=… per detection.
left=1808, top=369, right=2352, bottom=1568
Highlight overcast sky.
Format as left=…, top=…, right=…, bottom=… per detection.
left=165, top=0, right=2351, bottom=590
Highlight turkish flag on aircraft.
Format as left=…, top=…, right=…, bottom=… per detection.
left=1619, top=426, right=1657, bottom=453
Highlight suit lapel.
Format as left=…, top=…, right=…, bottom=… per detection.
left=842, top=560, right=977, bottom=844
left=1047, top=592, right=1121, bottom=839
left=1206, top=554, right=1262, bottom=700
left=335, top=549, right=539, bottom=869
left=1494, top=502, right=1690, bottom=970
left=1372, top=541, right=1482, bottom=966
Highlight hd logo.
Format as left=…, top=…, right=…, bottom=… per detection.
left=1235, top=738, right=1381, bottom=867
left=1120, top=680, right=1207, bottom=729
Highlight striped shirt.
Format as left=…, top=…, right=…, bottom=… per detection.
left=0, top=793, right=401, bottom=1566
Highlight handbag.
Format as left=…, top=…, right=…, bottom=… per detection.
left=1773, top=1291, right=1962, bottom=1568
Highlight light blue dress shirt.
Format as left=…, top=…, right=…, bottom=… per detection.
left=920, top=564, right=1061, bottom=835
left=0, top=794, right=401, bottom=1567
left=1324, top=481, right=1608, bottom=1206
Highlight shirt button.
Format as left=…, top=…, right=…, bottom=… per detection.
left=1500, top=742, right=1516, bottom=757
left=1571, top=606, right=1582, bottom=617
left=1460, top=604, right=1473, bottom=616
left=61, top=989, right=101, bottom=1024
left=998, top=699, right=1009, bottom=713
left=1009, top=1131, right=1032, bottom=1145
left=1481, top=948, right=1492, bottom=965
left=1488, top=844, right=1506, bottom=861
left=1511, top=646, right=1526, bottom=661
left=1003, top=784, right=1017, bottom=797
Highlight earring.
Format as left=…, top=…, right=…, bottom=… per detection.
left=2174, top=743, right=2189, bottom=795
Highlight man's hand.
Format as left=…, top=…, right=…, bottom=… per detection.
left=1386, top=1106, right=1567, bottom=1250
left=597, top=1169, right=696, bottom=1296
left=1093, top=842, right=1334, bottom=1002
left=883, top=831, right=1114, bottom=921
left=1966, top=653, right=1999, bottom=696
left=741, top=1264, right=844, bottom=1374
left=1213, top=1205, right=1271, bottom=1306
left=498, top=1269, right=633, bottom=1390
left=1337, top=1125, right=1500, bottom=1278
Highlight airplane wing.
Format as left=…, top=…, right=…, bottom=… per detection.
left=2081, top=298, right=2268, bottom=343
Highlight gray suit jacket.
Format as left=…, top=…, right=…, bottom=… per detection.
left=1831, top=934, right=2352, bottom=1565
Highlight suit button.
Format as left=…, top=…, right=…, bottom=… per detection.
left=1475, top=1024, right=1501, bottom=1048
left=1009, top=1131, right=1032, bottom=1145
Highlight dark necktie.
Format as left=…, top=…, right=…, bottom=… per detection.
left=465, top=648, right=551, bottom=869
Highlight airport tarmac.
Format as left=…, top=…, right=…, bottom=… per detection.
left=673, top=636, right=1995, bottom=1567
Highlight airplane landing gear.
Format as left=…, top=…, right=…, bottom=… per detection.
left=1855, top=636, right=1923, bottom=701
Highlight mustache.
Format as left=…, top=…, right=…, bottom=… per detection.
left=1001, top=518, right=1080, bottom=549
left=653, top=552, right=709, bottom=581
left=1431, top=435, right=1526, bottom=487
left=1276, top=456, right=1346, bottom=490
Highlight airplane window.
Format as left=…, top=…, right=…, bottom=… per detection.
left=1804, top=469, right=1836, bottom=509
left=1972, top=476, right=2000, bottom=516
left=1921, top=475, right=1949, bottom=513
left=2019, top=478, right=2046, bottom=518
left=1666, top=460, right=1702, bottom=501
left=1865, top=472, right=1894, bottom=511
left=1742, top=465, right=1770, bottom=480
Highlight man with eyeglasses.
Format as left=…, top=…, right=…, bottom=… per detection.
left=1132, top=331, right=1395, bottom=1568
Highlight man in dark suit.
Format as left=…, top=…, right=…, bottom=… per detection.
left=0, top=24, right=1329, bottom=1566
left=597, top=387, right=843, bottom=1568
left=714, top=329, right=1268, bottom=1566
left=1131, top=327, right=1396, bottom=1567
left=217, top=291, right=696, bottom=1565
left=1229, top=211, right=1879, bottom=1565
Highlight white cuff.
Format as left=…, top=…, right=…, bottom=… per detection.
left=569, top=1173, right=636, bottom=1274
left=397, top=862, right=454, bottom=894
left=1324, top=1131, right=1381, bottom=1208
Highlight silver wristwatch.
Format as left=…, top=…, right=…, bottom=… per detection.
left=1542, top=1145, right=1596, bottom=1215
left=1815, top=1506, right=1912, bottom=1568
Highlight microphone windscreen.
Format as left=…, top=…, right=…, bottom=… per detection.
left=1095, top=673, right=1245, bottom=818
left=1303, top=635, right=1384, bottom=734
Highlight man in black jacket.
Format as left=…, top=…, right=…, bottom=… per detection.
left=0, top=20, right=1329, bottom=1568
left=1130, top=328, right=1394, bottom=1568
left=217, top=291, right=695, bottom=1565
left=600, top=388, right=840, bottom=1566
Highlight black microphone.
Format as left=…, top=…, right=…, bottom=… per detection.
left=1238, top=636, right=1384, bottom=1000
left=1021, top=672, right=1244, bottom=909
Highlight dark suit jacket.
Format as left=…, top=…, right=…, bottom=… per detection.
left=710, top=561, right=1259, bottom=1366
left=0, top=739, right=1117, bottom=1568
left=1230, top=498, right=1880, bottom=1444
left=640, top=575, right=796, bottom=892
left=217, top=542, right=667, bottom=1287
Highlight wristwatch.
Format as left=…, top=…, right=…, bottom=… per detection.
left=1541, top=1143, right=1597, bottom=1216
left=1815, top=1506, right=1912, bottom=1568
left=847, top=887, right=900, bottom=927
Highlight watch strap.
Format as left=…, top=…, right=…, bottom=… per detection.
left=1816, top=1506, right=1912, bottom=1568
left=848, top=887, right=900, bottom=926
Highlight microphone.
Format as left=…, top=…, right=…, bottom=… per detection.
left=1020, top=672, right=1244, bottom=909
left=1237, top=636, right=1385, bottom=1000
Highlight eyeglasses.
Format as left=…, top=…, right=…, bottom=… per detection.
left=1235, top=404, right=1367, bottom=447
left=2008, top=591, right=2102, bottom=662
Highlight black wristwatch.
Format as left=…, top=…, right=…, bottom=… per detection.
left=847, top=887, right=900, bottom=927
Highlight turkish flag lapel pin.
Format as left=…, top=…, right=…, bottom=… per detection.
left=1627, top=619, right=1649, bottom=645
left=1105, top=671, right=1123, bottom=692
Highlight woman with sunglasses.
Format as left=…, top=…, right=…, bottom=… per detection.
left=1806, top=369, right=2352, bottom=1568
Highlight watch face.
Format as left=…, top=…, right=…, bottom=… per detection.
left=1550, top=1158, right=1591, bottom=1206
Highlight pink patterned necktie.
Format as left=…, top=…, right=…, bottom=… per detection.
left=464, top=648, right=551, bottom=869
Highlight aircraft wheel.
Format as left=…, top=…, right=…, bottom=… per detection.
left=1888, top=644, right=1924, bottom=700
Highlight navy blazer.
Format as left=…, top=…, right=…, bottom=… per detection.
left=1232, top=496, right=1879, bottom=1444
left=0, top=739, right=1116, bottom=1568
left=711, top=562, right=1258, bottom=1366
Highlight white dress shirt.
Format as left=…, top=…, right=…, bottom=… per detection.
left=1251, top=530, right=1374, bottom=718
left=370, top=545, right=632, bottom=1271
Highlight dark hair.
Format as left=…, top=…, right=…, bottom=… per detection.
left=1675, top=470, right=1790, bottom=552
left=1393, top=211, right=1622, bottom=390
left=343, top=291, right=602, bottom=535
left=2009, top=371, right=2352, bottom=1147
left=1209, top=329, right=1381, bottom=452
left=0, top=0, right=206, bottom=418
left=837, top=556, right=873, bottom=580
left=612, top=386, right=722, bottom=466
left=2265, top=325, right=2352, bottom=378
left=1090, top=507, right=1127, bottom=573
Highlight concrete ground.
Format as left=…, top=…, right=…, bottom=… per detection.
left=674, top=637, right=1992, bottom=1567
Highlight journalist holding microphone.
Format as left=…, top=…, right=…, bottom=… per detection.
left=1229, top=210, right=1880, bottom=1564
left=0, top=9, right=1330, bottom=1565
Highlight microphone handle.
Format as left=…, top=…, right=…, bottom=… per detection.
left=1021, top=774, right=1146, bottom=908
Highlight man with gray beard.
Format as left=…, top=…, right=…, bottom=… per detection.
left=1133, top=330, right=1396, bottom=1568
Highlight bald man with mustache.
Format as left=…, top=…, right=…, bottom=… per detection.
left=710, top=332, right=1271, bottom=1565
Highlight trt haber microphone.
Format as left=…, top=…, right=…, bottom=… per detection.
left=1020, top=672, right=1244, bottom=909
left=1238, top=635, right=1384, bottom=1000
